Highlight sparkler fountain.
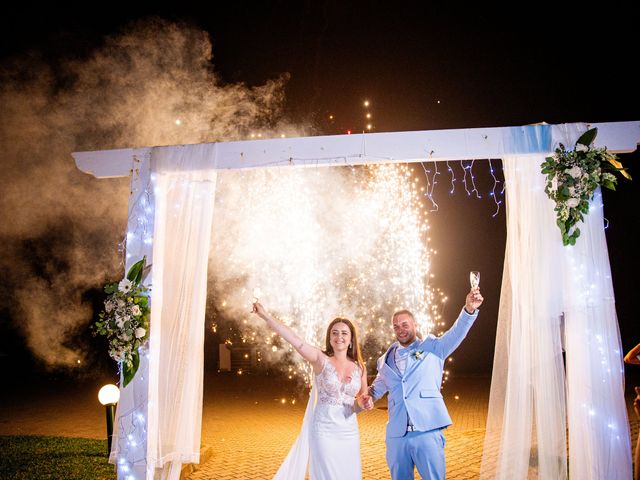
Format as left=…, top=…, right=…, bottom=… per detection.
left=209, top=163, right=445, bottom=383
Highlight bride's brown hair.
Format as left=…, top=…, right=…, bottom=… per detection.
left=323, top=317, right=365, bottom=371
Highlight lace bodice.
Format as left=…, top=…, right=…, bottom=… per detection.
left=316, top=356, right=361, bottom=406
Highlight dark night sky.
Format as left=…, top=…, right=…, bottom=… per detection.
left=0, top=2, right=638, bottom=377
left=2, top=3, right=638, bottom=129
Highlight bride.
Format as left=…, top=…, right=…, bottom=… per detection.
left=252, top=302, right=368, bottom=480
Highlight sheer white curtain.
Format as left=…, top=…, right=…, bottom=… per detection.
left=146, top=144, right=218, bottom=480
left=562, top=185, right=631, bottom=479
left=481, top=124, right=631, bottom=479
left=481, top=153, right=567, bottom=479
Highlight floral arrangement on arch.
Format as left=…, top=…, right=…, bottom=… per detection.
left=541, top=127, right=631, bottom=246
left=93, top=257, right=150, bottom=387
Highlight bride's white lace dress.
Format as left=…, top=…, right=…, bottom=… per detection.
left=274, top=354, right=362, bottom=480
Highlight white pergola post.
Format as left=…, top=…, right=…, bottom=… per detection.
left=74, top=121, right=639, bottom=479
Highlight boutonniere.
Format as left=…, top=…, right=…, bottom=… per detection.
left=411, top=350, right=424, bottom=360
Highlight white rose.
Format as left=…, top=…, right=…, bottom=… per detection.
left=575, top=143, right=589, bottom=152
left=567, top=166, right=582, bottom=178
left=118, top=279, right=133, bottom=293
left=566, top=198, right=580, bottom=208
left=135, top=327, right=146, bottom=339
left=131, top=305, right=141, bottom=316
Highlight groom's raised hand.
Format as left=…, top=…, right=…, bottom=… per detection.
left=465, top=288, right=483, bottom=313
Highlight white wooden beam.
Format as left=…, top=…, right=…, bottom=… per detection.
left=72, top=147, right=151, bottom=179
left=72, top=121, right=640, bottom=178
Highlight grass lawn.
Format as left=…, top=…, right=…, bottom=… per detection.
left=0, top=435, right=116, bottom=480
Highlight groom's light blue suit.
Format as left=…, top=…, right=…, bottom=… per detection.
left=369, top=308, right=478, bottom=480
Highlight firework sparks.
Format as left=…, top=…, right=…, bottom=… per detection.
left=210, top=163, right=441, bottom=383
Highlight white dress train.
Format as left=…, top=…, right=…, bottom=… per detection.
left=274, top=355, right=362, bottom=480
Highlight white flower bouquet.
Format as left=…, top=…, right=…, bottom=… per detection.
left=93, top=257, right=150, bottom=387
left=541, top=127, right=631, bottom=246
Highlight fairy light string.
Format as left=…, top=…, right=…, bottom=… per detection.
left=488, top=158, right=503, bottom=217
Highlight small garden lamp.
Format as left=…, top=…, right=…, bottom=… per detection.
left=98, top=384, right=120, bottom=455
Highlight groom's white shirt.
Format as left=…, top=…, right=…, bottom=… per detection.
left=394, top=346, right=410, bottom=375
left=369, top=308, right=478, bottom=438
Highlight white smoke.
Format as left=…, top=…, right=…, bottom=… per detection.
left=0, top=18, right=306, bottom=370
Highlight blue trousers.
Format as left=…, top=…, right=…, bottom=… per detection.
left=386, top=429, right=446, bottom=480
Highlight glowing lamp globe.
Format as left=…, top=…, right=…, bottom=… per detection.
left=98, top=384, right=120, bottom=405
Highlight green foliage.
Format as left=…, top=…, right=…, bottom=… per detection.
left=0, top=435, right=116, bottom=479
left=93, top=256, right=151, bottom=387
left=576, top=128, right=598, bottom=147
left=123, top=349, right=140, bottom=387
left=540, top=127, right=631, bottom=246
left=125, top=257, right=146, bottom=284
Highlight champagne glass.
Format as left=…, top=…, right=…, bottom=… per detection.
left=252, top=287, right=262, bottom=303
left=469, top=271, right=480, bottom=289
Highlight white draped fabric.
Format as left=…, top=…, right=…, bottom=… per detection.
left=481, top=124, right=631, bottom=479
left=145, top=144, right=218, bottom=479
left=563, top=187, right=631, bottom=479
left=273, top=381, right=316, bottom=479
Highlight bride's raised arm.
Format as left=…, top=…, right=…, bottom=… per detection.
left=252, top=302, right=324, bottom=372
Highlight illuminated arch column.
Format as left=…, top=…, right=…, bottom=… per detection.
left=111, top=148, right=155, bottom=479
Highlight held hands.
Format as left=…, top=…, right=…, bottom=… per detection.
left=465, top=288, right=484, bottom=314
left=357, top=393, right=374, bottom=411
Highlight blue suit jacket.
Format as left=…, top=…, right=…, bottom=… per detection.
left=369, top=308, right=478, bottom=438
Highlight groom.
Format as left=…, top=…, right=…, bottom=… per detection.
left=361, top=288, right=483, bottom=480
